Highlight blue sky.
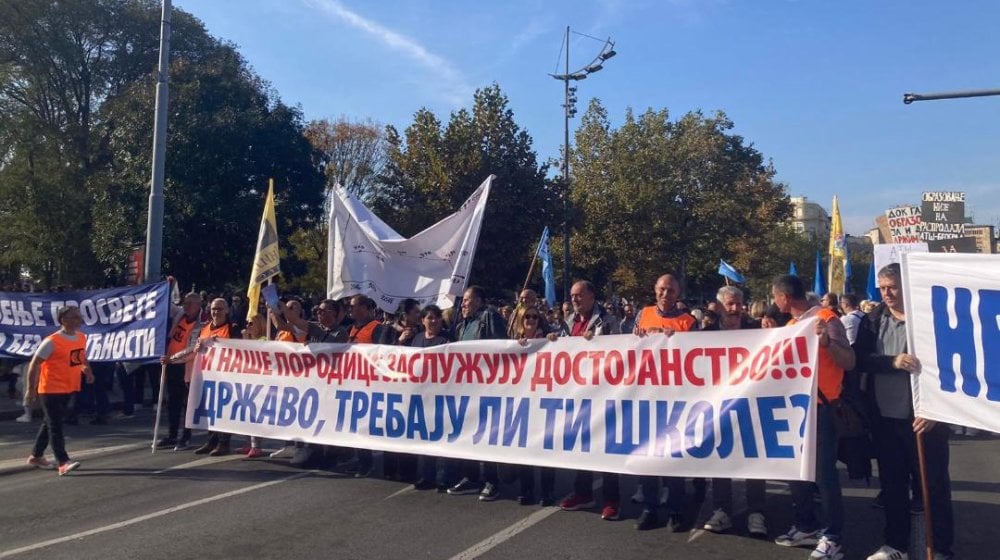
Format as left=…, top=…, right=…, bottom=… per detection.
left=174, top=0, right=1000, bottom=236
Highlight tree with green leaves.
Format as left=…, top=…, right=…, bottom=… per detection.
left=0, top=0, right=324, bottom=291
left=371, top=84, right=556, bottom=296
left=571, top=99, right=802, bottom=303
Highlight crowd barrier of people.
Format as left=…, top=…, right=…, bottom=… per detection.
left=13, top=267, right=975, bottom=560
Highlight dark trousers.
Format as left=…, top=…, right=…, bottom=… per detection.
left=877, top=417, right=953, bottom=554
left=166, top=364, right=189, bottom=440
left=33, top=393, right=72, bottom=464
left=133, top=364, right=160, bottom=406
left=640, top=477, right=706, bottom=514
left=116, top=363, right=135, bottom=415
left=383, top=452, right=418, bottom=482
left=79, top=362, right=113, bottom=418
left=712, top=478, right=767, bottom=514
left=518, top=465, right=555, bottom=497
left=789, top=403, right=844, bottom=538
left=573, top=471, right=620, bottom=503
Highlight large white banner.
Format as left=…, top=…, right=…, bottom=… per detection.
left=187, top=320, right=820, bottom=480
left=903, top=253, right=1000, bottom=433
left=327, top=176, right=492, bottom=313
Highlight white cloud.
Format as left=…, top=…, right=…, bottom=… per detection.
left=303, top=0, right=472, bottom=105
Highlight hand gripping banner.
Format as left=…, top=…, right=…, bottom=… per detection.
left=188, top=319, right=819, bottom=480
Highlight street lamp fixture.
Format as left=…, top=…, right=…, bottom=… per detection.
left=549, top=26, right=617, bottom=301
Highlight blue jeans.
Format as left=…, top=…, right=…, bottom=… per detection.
left=789, top=403, right=844, bottom=539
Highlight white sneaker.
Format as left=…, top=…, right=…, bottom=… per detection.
left=289, top=446, right=313, bottom=466
left=775, top=525, right=819, bottom=547
left=810, top=536, right=844, bottom=559
left=747, top=512, right=767, bottom=538
left=866, top=545, right=908, bottom=560
left=269, top=446, right=293, bottom=459
left=703, top=509, right=732, bottom=533
left=15, top=413, right=31, bottom=423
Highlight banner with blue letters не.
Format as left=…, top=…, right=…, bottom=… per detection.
left=902, top=253, right=1000, bottom=434
left=187, top=319, right=820, bottom=480
left=0, top=282, right=169, bottom=362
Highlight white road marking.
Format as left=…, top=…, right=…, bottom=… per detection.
left=384, top=485, right=414, bottom=500
left=153, top=454, right=243, bottom=474
left=444, top=478, right=604, bottom=559
left=0, top=470, right=312, bottom=558
left=0, top=443, right=145, bottom=473
left=446, top=506, right=561, bottom=560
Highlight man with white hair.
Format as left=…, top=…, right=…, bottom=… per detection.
left=702, top=285, right=768, bottom=538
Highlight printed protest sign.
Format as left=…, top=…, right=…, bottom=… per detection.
left=188, top=320, right=820, bottom=480
left=0, top=282, right=169, bottom=361
left=903, top=253, right=1000, bottom=433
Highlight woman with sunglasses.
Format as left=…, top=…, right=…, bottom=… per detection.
left=513, top=306, right=558, bottom=505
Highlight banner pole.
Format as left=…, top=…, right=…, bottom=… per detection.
left=916, top=430, right=934, bottom=558
left=151, top=363, right=168, bottom=453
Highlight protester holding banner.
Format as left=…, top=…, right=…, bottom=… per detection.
left=514, top=305, right=557, bottom=506
left=344, top=295, right=393, bottom=476
left=703, top=286, right=769, bottom=538
left=771, top=274, right=853, bottom=560
left=632, top=274, right=701, bottom=532
left=192, top=298, right=239, bottom=456
left=383, top=298, right=424, bottom=482
left=157, top=292, right=203, bottom=451
left=447, top=286, right=508, bottom=501
left=854, top=263, right=954, bottom=560
left=24, top=305, right=94, bottom=475
left=558, top=280, right=623, bottom=521
left=410, top=304, right=453, bottom=492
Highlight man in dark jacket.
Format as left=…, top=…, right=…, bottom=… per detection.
left=446, top=286, right=508, bottom=501
left=855, top=263, right=954, bottom=560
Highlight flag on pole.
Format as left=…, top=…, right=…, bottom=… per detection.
left=247, top=179, right=280, bottom=322
left=813, top=250, right=827, bottom=296
left=717, top=260, right=746, bottom=284
left=843, top=234, right=853, bottom=293
left=789, top=262, right=798, bottom=277
left=828, top=195, right=846, bottom=295
left=866, top=257, right=882, bottom=302
left=537, top=227, right=557, bottom=308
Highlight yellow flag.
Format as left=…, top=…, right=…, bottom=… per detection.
left=247, top=179, right=280, bottom=322
left=828, top=195, right=846, bottom=295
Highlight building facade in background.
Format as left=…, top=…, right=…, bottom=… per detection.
left=790, top=196, right=831, bottom=241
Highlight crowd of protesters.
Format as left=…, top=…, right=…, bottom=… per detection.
left=10, top=266, right=974, bottom=560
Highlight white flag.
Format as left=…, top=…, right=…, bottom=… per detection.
left=327, top=176, right=493, bottom=312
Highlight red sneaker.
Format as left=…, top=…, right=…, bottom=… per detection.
left=58, top=461, right=81, bottom=476
left=559, top=494, right=596, bottom=511
left=601, top=501, right=620, bottom=520
left=245, top=447, right=264, bottom=459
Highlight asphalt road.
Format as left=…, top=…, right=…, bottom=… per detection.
left=0, top=411, right=996, bottom=560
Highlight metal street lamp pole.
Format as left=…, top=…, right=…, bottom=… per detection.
left=551, top=27, right=616, bottom=302
left=144, top=0, right=171, bottom=283
left=562, top=27, right=571, bottom=303
left=903, top=88, right=1000, bottom=104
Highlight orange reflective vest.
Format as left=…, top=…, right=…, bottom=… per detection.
left=636, top=306, right=698, bottom=333
left=348, top=320, right=380, bottom=344
left=38, top=331, right=87, bottom=395
left=789, top=308, right=844, bottom=401
left=167, top=315, right=199, bottom=356
left=200, top=322, right=233, bottom=340
left=276, top=329, right=307, bottom=343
